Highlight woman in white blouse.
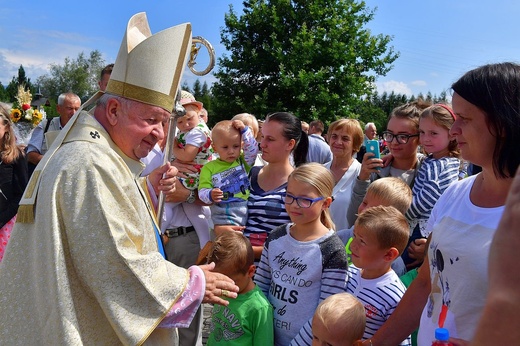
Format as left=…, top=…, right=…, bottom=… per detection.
left=324, top=119, right=363, bottom=230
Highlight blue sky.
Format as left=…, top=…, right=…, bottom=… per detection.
left=1, top=0, right=520, bottom=99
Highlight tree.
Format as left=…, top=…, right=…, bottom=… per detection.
left=198, top=81, right=213, bottom=119
left=5, top=65, right=35, bottom=102
left=0, top=82, right=7, bottom=102
left=181, top=81, right=192, bottom=93
left=212, top=0, right=399, bottom=124
left=36, top=50, right=105, bottom=103
left=192, top=79, right=203, bottom=99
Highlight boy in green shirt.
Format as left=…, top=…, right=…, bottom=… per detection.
left=206, top=232, right=274, bottom=345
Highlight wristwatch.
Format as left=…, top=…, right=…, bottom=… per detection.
left=186, top=190, right=196, bottom=204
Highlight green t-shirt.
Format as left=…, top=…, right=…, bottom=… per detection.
left=207, top=285, right=274, bottom=345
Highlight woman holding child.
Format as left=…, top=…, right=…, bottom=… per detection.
left=360, top=63, right=520, bottom=345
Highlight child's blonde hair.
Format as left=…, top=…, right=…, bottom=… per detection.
left=288, top=163, right=335, bottom=229
left=232, top=113, right=259, bottom=139
left=313, top=293, right=366, bottom=345
left=211, top=120, right=239, bottom=141
left=355, top=206, right=409, bottom=254
left=366, top=177, right=412, bottom=215
left=420, top=104, right=460, bottom=158
left=208, top=232, right=254, bottom=274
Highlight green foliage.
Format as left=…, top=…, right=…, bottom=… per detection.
left=36, top=50, right=105, bottom=103
left=4, top=65, right=35, bottom=102
left=354, top=90, right=450, bottom=132
left=192, top=80, right=203, bottom=99
left=181, top=81, right=192, bottom=93
left=0, top=82, right=7, bottom=102
left=212, top=0, right=399, bottom=124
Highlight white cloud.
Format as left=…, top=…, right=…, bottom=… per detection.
left=411, top=80, right=427, bottom=87
left=375, top=80, right=413, bottom=96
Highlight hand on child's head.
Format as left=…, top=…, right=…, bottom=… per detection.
left=232, top=119, right=245, bottom=131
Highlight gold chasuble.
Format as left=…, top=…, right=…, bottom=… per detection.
left=0, top=111, right=188, bottom=345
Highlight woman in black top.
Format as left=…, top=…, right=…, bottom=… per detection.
left=0, top=103, right=28, bottom=261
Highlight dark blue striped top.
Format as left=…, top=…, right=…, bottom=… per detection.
left=244, top=166, right=290, bottom=247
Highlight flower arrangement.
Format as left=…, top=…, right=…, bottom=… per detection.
left=9, top=85, right=45, bottom=126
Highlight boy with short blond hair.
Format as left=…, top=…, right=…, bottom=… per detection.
left=337, top=177, right=412, bottom=275
left=206, top=232, right=273, bottom=345
left=347, top=206, right=411, bottom=345
left=361, top=177, right=412, bottom=215
left=312, top=293, right=366, bottom=346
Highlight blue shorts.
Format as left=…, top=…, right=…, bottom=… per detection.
left=210, top=200, right=248, bottom=226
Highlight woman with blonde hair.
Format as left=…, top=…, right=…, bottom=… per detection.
left=0, top=103, right=28, bottom=261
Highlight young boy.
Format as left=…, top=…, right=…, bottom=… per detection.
left=206, top=232, right=274, bottom=345
left=347, top=206, right=412, bottom=345
left=198, top=119, right=258, bottom=235
left=312, top=293, right=366, bottom=346
left=337, top=177, right=412, bottom=276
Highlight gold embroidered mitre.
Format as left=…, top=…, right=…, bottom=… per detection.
left=17, top=13, right=192, bottom=223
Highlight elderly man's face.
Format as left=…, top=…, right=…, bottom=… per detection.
left=365, top=124, right=377, bottom=140
left=57, top=97, right=81, bottom=126
left=111, top=100, right=169, bottom=160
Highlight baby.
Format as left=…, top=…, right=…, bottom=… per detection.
left=198, top=119, right=258, bottom=234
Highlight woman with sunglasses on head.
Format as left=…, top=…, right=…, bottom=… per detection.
left=347, top=100, right=431, bottom=228
left=254, top=163, right=347, bottom=346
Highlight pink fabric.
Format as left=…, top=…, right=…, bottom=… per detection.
left=0, top=215, right=16, bottom=262
left=158, top=265, right=205, bottom=328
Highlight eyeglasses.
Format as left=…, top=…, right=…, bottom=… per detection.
left=382, top=131, right=419, bottom=144
left=283, top=193, right=325, bottom=208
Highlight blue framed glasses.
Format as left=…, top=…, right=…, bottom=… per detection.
left=283, top=193, right=325, bottom=208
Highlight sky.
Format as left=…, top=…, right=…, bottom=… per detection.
left=1, top=0, right=520, bottom=100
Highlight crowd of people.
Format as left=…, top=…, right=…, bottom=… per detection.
left=0, top=12, right=519, bottom=346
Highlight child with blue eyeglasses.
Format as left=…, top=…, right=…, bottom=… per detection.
left=254, top=163, right=348, bottom=346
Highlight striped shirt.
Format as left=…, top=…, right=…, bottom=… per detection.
left=406, top=155, right=460, bottom=237
left=346, top=265, right=411, bottom=345
left=244, top=166, right=290, bottom=247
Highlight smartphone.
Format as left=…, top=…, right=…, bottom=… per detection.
left=366, top=140, right=381, bottom=170
left=366, top=140, right=380, bottom=159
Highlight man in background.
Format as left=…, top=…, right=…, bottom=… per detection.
left=26, top=92, right=81, bottom=167
left=98, top=63, right=114, bottom=92
left=306, top=119, right=332, bottom=164
left=356, top=122, right=377, bottom=163
left=199, top=106, right=208, bottom=124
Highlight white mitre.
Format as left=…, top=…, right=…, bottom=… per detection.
left=18, top=13, right=192, bottom=223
